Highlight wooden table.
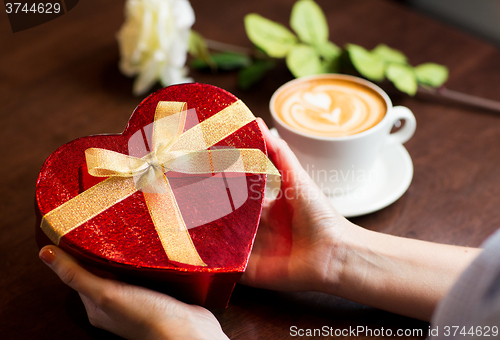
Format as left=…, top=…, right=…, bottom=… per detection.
left=1, top=0, right=499, bottom=339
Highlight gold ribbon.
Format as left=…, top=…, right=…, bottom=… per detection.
left=41, top=100, right=279, bottom=267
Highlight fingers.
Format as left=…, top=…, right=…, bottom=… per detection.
left=256, top=118, right=279, bottom=160
left=39, top=245, right=186, bottom=311
left=257, top=118, right=310, bottom=184
left=39, top=245, right=109, bottom=303
left=39, top=249, right=228, bottom=339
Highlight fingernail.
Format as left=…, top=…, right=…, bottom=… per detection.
left=39, top=247, right=56, bottom=266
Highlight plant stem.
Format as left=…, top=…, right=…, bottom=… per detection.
left=205, top=39, right=253, bottom=55
left=418, top=86, right=500, bottom=113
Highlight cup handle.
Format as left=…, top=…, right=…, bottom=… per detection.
left=385, top=106, right=416, bottom=146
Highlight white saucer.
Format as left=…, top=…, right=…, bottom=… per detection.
left=328, top=143, right=413, bottom=217
left=270, top=128, right=414, bottom=218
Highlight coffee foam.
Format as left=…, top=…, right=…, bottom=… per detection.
left=274, top=78, right=387, bottom=137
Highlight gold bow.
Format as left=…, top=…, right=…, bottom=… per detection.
left=41, top=100, right=279, bottom=267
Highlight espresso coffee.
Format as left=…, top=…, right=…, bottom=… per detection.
left=273, top=77, right=387, bottom=137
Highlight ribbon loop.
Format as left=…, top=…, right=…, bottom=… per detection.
left=152, top=102, right=187, bottom=152
left=86, top=148, right=149, bottom=177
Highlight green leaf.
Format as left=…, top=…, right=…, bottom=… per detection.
left=238, top=60, right=275, bottom=89
left=244, top=13, right=298, bottom=58
left=189, top=30, right=215, bottom=69
left=286, top=44, right=322, bottom=78
left=415, top=62, right=449, bottom=87
left=320, top=59, right=339, bottom=74
left=314, top=41, right=341, bottom=61
left=188, top=30, right=206, bottom=58
left=211, top=52, right=251, bottom=70
left=346, top=44, right=385, bottom=81
left=191, top=52, right=251, bottom=71
left=372, top=44, right=407, bottom=64
left=386, top=63, right=418, bottom=96
left=290, top=0, right=329, bottom=45
left=315, top=42, right=341, bottom=73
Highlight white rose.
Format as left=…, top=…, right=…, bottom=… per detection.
left=117, top=0, right=195, bottom=95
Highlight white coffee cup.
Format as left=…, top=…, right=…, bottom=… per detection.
left=269, top=74, right=416, bottom=196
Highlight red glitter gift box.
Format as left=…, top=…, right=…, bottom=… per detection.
left=35, top=83, right=277, bottom=308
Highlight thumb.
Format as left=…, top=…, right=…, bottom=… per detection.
left=257, top=118, right=312, bottom=186
left=39, top=245, right=107, bottom=302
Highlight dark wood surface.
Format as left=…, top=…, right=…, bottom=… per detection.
left=1, top=0, right=500, bottom=339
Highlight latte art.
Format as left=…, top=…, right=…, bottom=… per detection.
left=274, top=78, right=386, bottom=137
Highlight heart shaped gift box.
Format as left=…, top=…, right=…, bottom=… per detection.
left=35, top=83, right=277, bottom=308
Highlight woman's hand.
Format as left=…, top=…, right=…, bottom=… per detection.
left=241, top=119, right=481, bottom=321
left=39, top=246, right=229, bottom=340
left=240, top=119, right=355, bottom=293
